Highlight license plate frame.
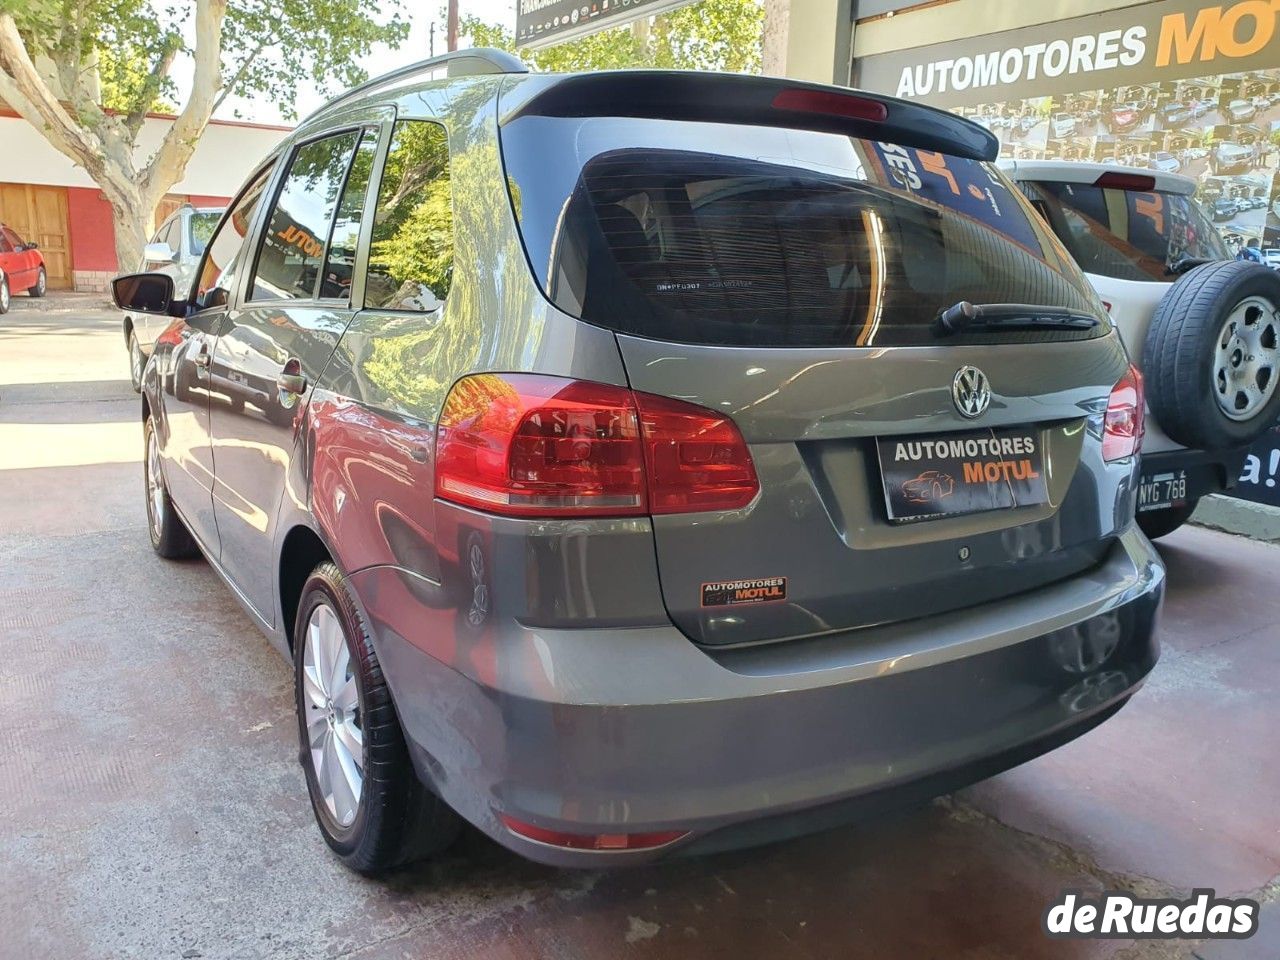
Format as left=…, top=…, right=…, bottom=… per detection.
left=876, top=427, right=1049, bottom=523
left=1136, top=469, right=1189, bottom=513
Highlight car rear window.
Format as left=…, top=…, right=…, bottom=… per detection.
left=499, top=116, right=1105, bottom=347
left=1017, top=181, right=1230, bottom=283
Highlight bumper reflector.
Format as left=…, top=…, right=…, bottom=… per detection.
left=499, top=814, right=688, bottom=851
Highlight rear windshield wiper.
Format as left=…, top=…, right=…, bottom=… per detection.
left=934, top=301, right=1102, bottom=337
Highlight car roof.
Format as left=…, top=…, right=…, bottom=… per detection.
left=290, top=49, right=999, bottom=162
left=997, top=159, right=1196, bottom=195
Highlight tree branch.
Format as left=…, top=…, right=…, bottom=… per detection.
left=213, top=39, right=269, bottom=114
left=125, top=35, right=181, bottom=135
left=0, top=13, right=118, bottom=188
left=140, top=0, right=228, bottom=206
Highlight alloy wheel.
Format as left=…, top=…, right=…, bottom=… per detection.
left=130, top=336, right=144, bottom=389
left=1214, top=295, right=1279, bottom=421
left=0, top=278, right=9, bottom=313
left=146, top=424, right=165, bottom=542
left=302, top=602, right=364, bottom=828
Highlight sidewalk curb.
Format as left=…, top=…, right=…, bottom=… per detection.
left=1191, top=494, right=1280, bottom=544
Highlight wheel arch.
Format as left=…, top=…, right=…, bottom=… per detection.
left=278, top=523, right=336, bottom=650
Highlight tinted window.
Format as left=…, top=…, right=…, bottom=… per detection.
left=319, top=130, right=378, bottom=300
left=1020, top=181, right=1231, bottom=282
left=365, top=120, right=453, bottom=312
left=193, top=165, right=275, bottom=309
left=251, top=131, right=361, bottom=301
left=188, top=212, right=220, bottom=258
left=501, top=118, right=1102, bottom=347
left=4, top=228, right=24, bottom=248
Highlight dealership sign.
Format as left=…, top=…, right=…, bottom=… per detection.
left=852, top=0, right=1280, bottom=108
left=516, top=0, right=695, bottom=48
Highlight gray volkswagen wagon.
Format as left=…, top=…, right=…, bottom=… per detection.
left=114, top=51, right=1164, bottom=873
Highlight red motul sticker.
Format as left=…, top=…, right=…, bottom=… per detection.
left=701, top=577, right=787, bottom=607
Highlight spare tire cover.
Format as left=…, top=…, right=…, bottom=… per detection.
left=1142, top=260, right=1280, bottom=451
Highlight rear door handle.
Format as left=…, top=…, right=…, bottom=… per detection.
left=277, top=358, right=308, bottom=396
left=193, top=348, right=210, bottom=369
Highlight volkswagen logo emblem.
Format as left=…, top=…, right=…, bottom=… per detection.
left=952, top=366, right=991, bottom=419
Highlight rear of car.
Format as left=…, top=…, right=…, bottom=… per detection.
left=1000, top=160, right=1278, bottom=538
left=362, top=73, right=1165, bottom=865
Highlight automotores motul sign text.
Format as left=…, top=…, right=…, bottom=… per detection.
left=852, top=0, right=1280, bottom=107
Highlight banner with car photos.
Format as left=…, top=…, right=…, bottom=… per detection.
left=852, top=0, right=1280, bottom=261
left=852, top=0, right=1280, bottom=507
left=516, top=0, right=696, bottom=48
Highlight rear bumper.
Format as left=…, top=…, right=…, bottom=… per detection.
left=1139, top=446, right=1250, bottom=506
left=355, top=527, right=1163, bottom=867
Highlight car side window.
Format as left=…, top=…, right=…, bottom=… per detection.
left=365, top=120, right=453, bottom=312
left=318, top=129, right=379, bottom=300
left=0, top=232, right=10, bottom=253
left=249, top=130, right=361, bottom=302
left=193, top=164, right=275, bottom=310
left=4, top=228, right=24, bottom=249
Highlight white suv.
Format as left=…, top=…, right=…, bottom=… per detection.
left=1002, top=160, right=1280, bottom=538
left=123, top=204, right=224, bottom=392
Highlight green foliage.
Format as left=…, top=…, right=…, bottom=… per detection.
left=98, top=43, right=178, bottom=113
left=460, top=0, right=763, bottom=74
left=367, top=121, right=454, bottom=309
left=6, top=0, right=408, bottom=121
left=222, top=0, right=408, bottom=120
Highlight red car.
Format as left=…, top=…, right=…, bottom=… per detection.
left=0, top=223, right=48, bottom=312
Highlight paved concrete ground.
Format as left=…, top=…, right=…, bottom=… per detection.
left=2, top=295, right=1278, bottom=960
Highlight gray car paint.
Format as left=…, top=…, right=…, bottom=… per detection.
left=137, top=67, right=1165, bottom=866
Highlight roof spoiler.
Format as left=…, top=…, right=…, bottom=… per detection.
left=499, top=72, right=998, bottom=162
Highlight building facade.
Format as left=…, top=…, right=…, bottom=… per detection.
left=0, top=110, right=289, bottom=291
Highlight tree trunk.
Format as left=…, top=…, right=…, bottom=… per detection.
left=762, top=0, right=790, bottom=77
left=109, top=198, right=150, bottom=276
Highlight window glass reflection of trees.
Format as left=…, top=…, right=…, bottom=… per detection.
left=366, top=121, right=454, bottom=312
left=252, top=131, right=360, bottom=301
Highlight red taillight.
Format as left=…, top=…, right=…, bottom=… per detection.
left=1094, top=171, right=1156, bottom=192
left=635, top=392, right=759, bottom=515
left=771, top=88, right=888, bottom=122
left=434, top=374, right=759, bottom=517
left=499, top=814, right=688, bottom=851
left=1102, top=364, right=1145, bottom=462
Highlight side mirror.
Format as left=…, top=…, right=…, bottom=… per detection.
left=142, top=242, right=175, bottom=264
left=112, top=272, right=181, bottom=316
left=22, top=241, right=38, bottom=251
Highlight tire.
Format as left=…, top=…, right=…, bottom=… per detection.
left=144, top=416, right=199, bottom=559
left=0, top=275, right=9, bottom=314
left=128, top=330, right=144, bottom=394
left=294, top=561, right=460, bottom=874
left=1137, top=498, right=1199, bottom=540
left=1142, top=260, right=1280, bottom=450
left=29, top=266, right=46, bottom=297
